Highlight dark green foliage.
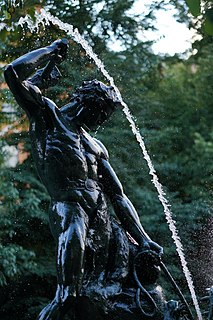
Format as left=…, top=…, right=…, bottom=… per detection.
left=186, top=0, right=201, bottom=17
left=185, top=0, right=213, bottom=35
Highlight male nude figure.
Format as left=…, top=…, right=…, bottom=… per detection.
left=4, top=39, right=162, bottom=319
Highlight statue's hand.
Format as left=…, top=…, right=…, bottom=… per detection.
left=148, top=240, right=163, bottom=257
left=50, top=38, right=69, bottom=63
left=141, top=239, right=163, bottom=262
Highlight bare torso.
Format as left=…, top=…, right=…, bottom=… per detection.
left=29, top=98, right=106, bottom=211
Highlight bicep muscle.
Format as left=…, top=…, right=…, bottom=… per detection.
left=4, top=64, right=45, bottom=118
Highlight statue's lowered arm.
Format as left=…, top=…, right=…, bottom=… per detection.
left=99, top=157, right=163, bottom=255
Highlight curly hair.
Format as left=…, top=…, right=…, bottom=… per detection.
left=70, top=79, right=122, bottom=111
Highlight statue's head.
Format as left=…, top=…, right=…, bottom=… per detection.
left=61, top=79, right=122, bottom=130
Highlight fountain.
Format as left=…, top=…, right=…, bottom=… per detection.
left=1, top=4, right=208, bottom=320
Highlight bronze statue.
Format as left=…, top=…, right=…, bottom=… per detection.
left=5, top=39, right=189, bottom=320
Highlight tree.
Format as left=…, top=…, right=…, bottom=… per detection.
left=185, top=0, right=213, bottom=35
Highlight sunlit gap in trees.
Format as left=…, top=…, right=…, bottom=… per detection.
left=113, top=0, right=200, bottom=58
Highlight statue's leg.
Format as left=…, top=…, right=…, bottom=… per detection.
left=37, top=299, right=62, bottom=320
left=86, top=196, right=111, bottom=279
left=38, top=201, right=89, bottom=319
left=56, top=202, right=89, bottom=301
left=108, top=219, right=130, bottom=281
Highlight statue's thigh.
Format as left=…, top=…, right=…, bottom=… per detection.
left=86, top=202, right=111, bottom=275
left=49, top=201, right=89, bottom=241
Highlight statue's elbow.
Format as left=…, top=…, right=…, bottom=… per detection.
left=113, top=192, right=126, bottom=204
left=4, top=64, right=15, bottom=85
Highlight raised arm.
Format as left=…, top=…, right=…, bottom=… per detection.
left=98, top=156, right=163, bottom=255
left=4, top=39, right=68, bottom=118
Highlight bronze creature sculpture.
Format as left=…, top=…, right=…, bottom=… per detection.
left=4, top=39, right=191, bottom=320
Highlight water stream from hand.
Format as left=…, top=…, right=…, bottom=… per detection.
left=4, top=9, right=202, bottom=319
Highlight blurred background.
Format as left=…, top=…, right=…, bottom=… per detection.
left=0, top=0, right=213, bottom=318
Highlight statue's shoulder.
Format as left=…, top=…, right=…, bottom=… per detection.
left=42, top=97, right=62, bottom=120
left=38, top=97, right=69, bottom=132
left=93, top=138, right=109, bottom=160
left=43, top=96, right=58, bottom=111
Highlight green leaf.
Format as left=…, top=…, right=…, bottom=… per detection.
left=204, top=8, right=213, bottom=35
left=185, top=0, right=201, bottom=17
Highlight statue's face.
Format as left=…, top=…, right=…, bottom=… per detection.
left=61, top=80, right=119, bottom=131
left=78, top=104, right=114, bottom=130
